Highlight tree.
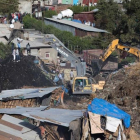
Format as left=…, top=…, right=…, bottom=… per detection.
left=117, top=0, right=140, bottom=45
left=95, top=0, right=123, bottom=34
left=0, top=0, right=19, bottom=14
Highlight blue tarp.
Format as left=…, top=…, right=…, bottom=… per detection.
left=72, top=19, right=82, bottom=23
left=88, top=98, right=131, bottom=128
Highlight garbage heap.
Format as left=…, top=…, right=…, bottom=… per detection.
left=97, top=62, right=140, bottom=135
left=0, top=55, right=54, bottom=92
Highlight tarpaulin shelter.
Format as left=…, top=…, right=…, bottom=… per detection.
left=88, top=98, right=131, bottom=128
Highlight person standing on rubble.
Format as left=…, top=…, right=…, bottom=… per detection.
left=12, top=47, right=16, bottom=62
left=11, top=42, right=15, bottom=53
left=15, top=48, right=20, bottom=62
left=26, top=43, right=31, bottom=55
left=70, top=69, right=74, bottom=79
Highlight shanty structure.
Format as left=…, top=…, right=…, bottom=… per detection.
left=73, top=10, right=95, bottom=24
left=0, top=87, right=59, bottom=108
left=44, top=18, right=108, bottom=37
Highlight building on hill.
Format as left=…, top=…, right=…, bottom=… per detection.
left=44, top=17, right=108, bottom=37
left=12, top=31, right=58, bottom=64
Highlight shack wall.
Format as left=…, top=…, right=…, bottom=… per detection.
left=44, top=19, right=75, bottom=36
left=18, top=0, right=32, bottom=14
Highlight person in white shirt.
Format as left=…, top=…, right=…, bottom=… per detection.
left=70, top=69, right=74, bottom=79
left=12, top=48, right=16, bottom=61
left=15, top=48, right=20, bottom=62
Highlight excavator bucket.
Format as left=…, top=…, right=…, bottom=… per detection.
left=91, top=59, right=103, bottom=76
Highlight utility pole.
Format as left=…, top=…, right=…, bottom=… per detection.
left=30, top=0, right=32, bottom=18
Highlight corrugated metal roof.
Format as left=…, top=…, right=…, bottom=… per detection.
left=0, top=24, right=11, bottom=38
left=23, top=108, right=85, bottom=127
left=0, top=106, right=48, bottom=114
left=0, top=114, right=41, bottom=140
left=12, top=37, right=50, bottom=48
left=0, top=87, right=59, bottom=100
left=44, top=18, right=109, bottom=33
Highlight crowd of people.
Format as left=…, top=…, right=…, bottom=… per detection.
left=0, top=12, right=25, bottom=24
left=9, top=12, right=23, bottom=24
left=11, top=38, right=31, bottom=62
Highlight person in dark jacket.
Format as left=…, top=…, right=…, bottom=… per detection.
left=26, top=43, right=31, bottom=55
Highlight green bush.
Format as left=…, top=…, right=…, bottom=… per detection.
left=0, top=42, right=11, bottom=59
left=43, top=10, right=57, bottom=18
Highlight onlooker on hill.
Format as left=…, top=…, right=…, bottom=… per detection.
left=16, top=48, right=20, bottom=62
left=26, top=43, right=31, bottom=55
left=12, top=47, right=16, bottom=62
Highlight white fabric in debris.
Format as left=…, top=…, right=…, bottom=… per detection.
left=106, top=116, right=123, bottom=132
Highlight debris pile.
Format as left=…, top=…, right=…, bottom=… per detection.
left=97, top=63, right=140, bottom=135
left=0, top=55, right=54, bottom=91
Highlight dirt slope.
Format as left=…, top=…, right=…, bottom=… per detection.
left=0, top=55, right=54, bottom=91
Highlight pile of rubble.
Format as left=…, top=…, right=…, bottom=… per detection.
left=0, top=55, right=54, bottom=91
left=97, top=63, right=140, bottom=135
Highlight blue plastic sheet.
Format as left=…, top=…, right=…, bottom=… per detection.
left=88, top=98, right=131, bottom=128
left=61, top=85, right=68, bottom=93
left=72, top=19, right=82, bottom=23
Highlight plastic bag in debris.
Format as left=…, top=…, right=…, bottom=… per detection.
left=88, top=98, right=131, bottom=128
left=53, top=76, right=59, bottom=83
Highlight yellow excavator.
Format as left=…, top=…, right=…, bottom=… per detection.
left=91, top=39, right=140, bottom=76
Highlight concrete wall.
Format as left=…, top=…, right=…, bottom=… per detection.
left=39, top=48, right=58, bottom=64
left=18, top=0, right=32, bottom=14
left=23, top=48, right=58, bottom=64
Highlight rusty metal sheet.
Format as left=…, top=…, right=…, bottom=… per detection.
left=0, top=130, right=22, bottom=140
left=0, top=120, right=23, bottom=131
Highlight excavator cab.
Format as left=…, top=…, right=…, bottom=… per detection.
left=72, top=77, right=93, bottom=94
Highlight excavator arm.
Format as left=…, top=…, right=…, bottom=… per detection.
left=44, top=34, right=86, bottom=76
left=92, top=39, right=140, bottom=76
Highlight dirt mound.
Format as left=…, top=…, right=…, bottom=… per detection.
left=97, top=63, right=140, bottom=134
left=0, top=55, right=54, bottom=91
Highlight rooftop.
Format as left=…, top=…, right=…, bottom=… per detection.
left=0, top=114, right=41, bottom=140
left=44, top=18, right=109, bottom=33
left=0, top=87, right=59, bottom=100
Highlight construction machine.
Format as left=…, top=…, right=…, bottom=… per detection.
left=45, top=34, right=97, bottom=94
left=91, top=39, right=140, bottom=76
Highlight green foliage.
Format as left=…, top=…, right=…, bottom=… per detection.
left=0, top=43, right=11, bottom=59
left=117, top=0, right=140, bottom=45
left=95, top=0, right=122, bottom=33
left=23, top=15, right=108, bottom=50
left=0, top=0, right=19, bottom=14
left=69, top=5, right=96, bottom=14
left=43, top=10, right=57, bottom=18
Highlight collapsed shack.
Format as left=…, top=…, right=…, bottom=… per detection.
left=97, top=62, right=140, bottom=136
left=0, top=55, right=55, bottom=92
left=0, top=98, right=134, bottom=140
left=0, top=87, right=59, bottom=108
